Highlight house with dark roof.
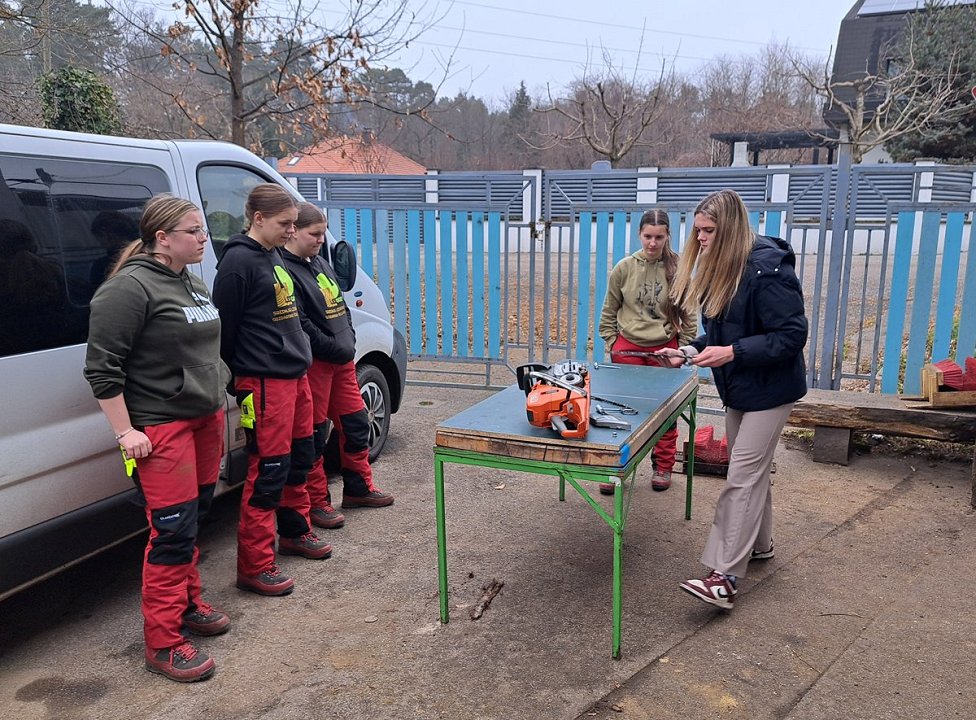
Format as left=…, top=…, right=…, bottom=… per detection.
left=283, top=132, right=426, bottom=175
left=826, top=0, right=975, bottom=162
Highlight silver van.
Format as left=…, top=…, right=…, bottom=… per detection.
left=0, top=124, right=407, bottom=600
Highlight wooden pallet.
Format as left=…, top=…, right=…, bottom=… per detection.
left=915, top=364, right=976, bottom=409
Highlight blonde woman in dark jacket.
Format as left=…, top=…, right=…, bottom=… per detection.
left=663, top=189, right=808, bottom=611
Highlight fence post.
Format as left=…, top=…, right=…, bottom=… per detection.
left=819, top=146, right=853, bottom=389
left=425, top=169, right=439, bottom=205
left=637, top=167, right=658, bottom=206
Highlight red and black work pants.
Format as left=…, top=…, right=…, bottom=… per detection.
left=136, top=408, right=224, bottom=652
left=235, top=374, right=314, bottom=578
left=306, top=358, right=377, bottom=505
left=610, top=334, right=679, bottom=473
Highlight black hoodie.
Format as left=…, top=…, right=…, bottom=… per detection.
left=690, top=235, right=808, bottom=412
left=281, top=248, right=357, bottom=364
left=212, top=233, right=312, bottom=379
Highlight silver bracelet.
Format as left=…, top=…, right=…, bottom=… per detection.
left=115, top=427, right=135, bottom=442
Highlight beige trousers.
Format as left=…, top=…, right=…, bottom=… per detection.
left=700, top=402, right=795, bottom=579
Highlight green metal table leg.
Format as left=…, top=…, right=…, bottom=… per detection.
left=611, top=479, right=624, bottom=659
left=559, top=476, right=565, bottom=501
left=434, top=454, right=449, bottom=623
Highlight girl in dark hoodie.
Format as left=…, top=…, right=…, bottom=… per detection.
left=281, top=203, right=394, bottom=532
left=85, top=195, right=230, bottom=683
left=212, top=184, right=332, bottom=599
left=665, top=189, right=808, bottom=612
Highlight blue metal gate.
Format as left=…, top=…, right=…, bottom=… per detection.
left=285, top=162, right=976, bottom=394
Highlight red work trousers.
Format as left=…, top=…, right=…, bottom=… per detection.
left=611, top=334, right=679, bottom=473
left=235, top=375, right=314, bottom=577
left=137, top=409, right=224, bottom=652
left=306, top=358, right=376, bottom=505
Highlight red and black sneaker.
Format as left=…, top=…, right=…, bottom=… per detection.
left=278, top=531, right=333, bottom=559
left=145, top=641, right=215, bottom=682
left=182, top=601, right=230, bottom=636
left=342, top=490, right=394, bottom=508
left=310, top=504, right=346, bottom=530
left=680, top=570, right=736, bottom=610
left=651, top=470, right=672, bottom=492
left=236, top=563, right=295, bottom=596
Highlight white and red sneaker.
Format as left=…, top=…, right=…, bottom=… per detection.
left=680, top=570, right=736, bottom=610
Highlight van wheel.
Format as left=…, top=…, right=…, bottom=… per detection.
left=357, top=363, right=391, bottom=462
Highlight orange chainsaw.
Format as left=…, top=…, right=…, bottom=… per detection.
left=516, top=360, right=591, bottom=439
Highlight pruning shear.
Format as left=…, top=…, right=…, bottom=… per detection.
left=648, top=349, right=694, bottom=367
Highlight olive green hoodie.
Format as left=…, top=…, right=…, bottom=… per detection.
left=598, top=249, right=698, bottom=348
left=84, top=256, right=230, bottom=425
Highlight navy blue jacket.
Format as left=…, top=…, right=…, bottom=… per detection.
left=690, top=235, right=808, bottom=412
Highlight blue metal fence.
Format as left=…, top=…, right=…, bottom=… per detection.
left=285, top=162, right=976, bottom=394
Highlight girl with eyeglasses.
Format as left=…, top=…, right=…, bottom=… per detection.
left=85, top=194, right=231, bottom=682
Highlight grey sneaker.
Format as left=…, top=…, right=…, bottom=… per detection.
left=236, top=563, right=295, bottom=596
left=310, top=505, right=345, bottom=529
left=182, top=601, right=230, bottom=636
left=279, top=531, right=333, bottom=559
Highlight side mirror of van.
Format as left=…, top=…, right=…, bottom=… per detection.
left=330, top=240, right=358, bottom=293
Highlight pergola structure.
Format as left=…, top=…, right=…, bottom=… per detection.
left=710, top=129, right=840, bottom=166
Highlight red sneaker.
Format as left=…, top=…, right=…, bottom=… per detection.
left=651, top=470, right=672, bottom=492
left=342, top=490, right=394, bottom=508
left=279, top=531, right=333, bottom=559
left=310, top=504, right=346, bottom=529
left=236, top=563, right=295, bottom=596
left=680, top=571, right=736, bottom=610
left=145, top=641, right=215, bottom=682
left=181, top=601, right=230, bottom=636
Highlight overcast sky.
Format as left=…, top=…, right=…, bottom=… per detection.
left=381, top=0, right=860, bottom=102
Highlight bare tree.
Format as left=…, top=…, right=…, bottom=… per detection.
left=109, top=0, right=445, bottom=153
left=533, top=46, right=676, bottom=168
left=795, top=32, right=960, bottom=163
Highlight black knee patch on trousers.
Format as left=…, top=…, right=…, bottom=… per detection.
left=147, top=498, right=198, bottom=565
left=277, top=506, right=310, bottom=538
left=250, top=454, right=290, bottom=509
left=313, top=420, right=332, bottom=459
left=339, top=409, right=370, bottom=453
left=287, top=435, right=315, bottom=486
left=197, top=483, right=217, bottom=522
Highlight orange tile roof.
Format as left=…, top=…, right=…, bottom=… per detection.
left=284, top=135, right=426, bottom=175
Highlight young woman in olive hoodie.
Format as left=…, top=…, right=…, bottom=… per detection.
left=212, top=184, right=332, bottom=600
left=598, top=209, right=698, bottom=492
left=85, top=195, right=229, bottom=683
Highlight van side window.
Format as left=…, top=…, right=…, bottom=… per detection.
left=197, top=165, right=270, bottom=257
left=0, top=154, right=169, bottom=358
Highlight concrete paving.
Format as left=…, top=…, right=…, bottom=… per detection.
left=1, top=384, right=974, bottom=720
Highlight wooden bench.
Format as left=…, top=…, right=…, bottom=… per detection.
left=787, top=388, right=976, bottom=506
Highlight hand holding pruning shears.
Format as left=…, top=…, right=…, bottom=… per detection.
left=649, top=348, right=693, bottom=368
left=654, top=345, right=735, bottom=368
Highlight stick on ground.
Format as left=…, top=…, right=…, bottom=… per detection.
left=470, top=579, right=504, bottom=620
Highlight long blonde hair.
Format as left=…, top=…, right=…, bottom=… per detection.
left=671, top=189, right=754, bottom=319
left=109, top=194, right=199, bottom=278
